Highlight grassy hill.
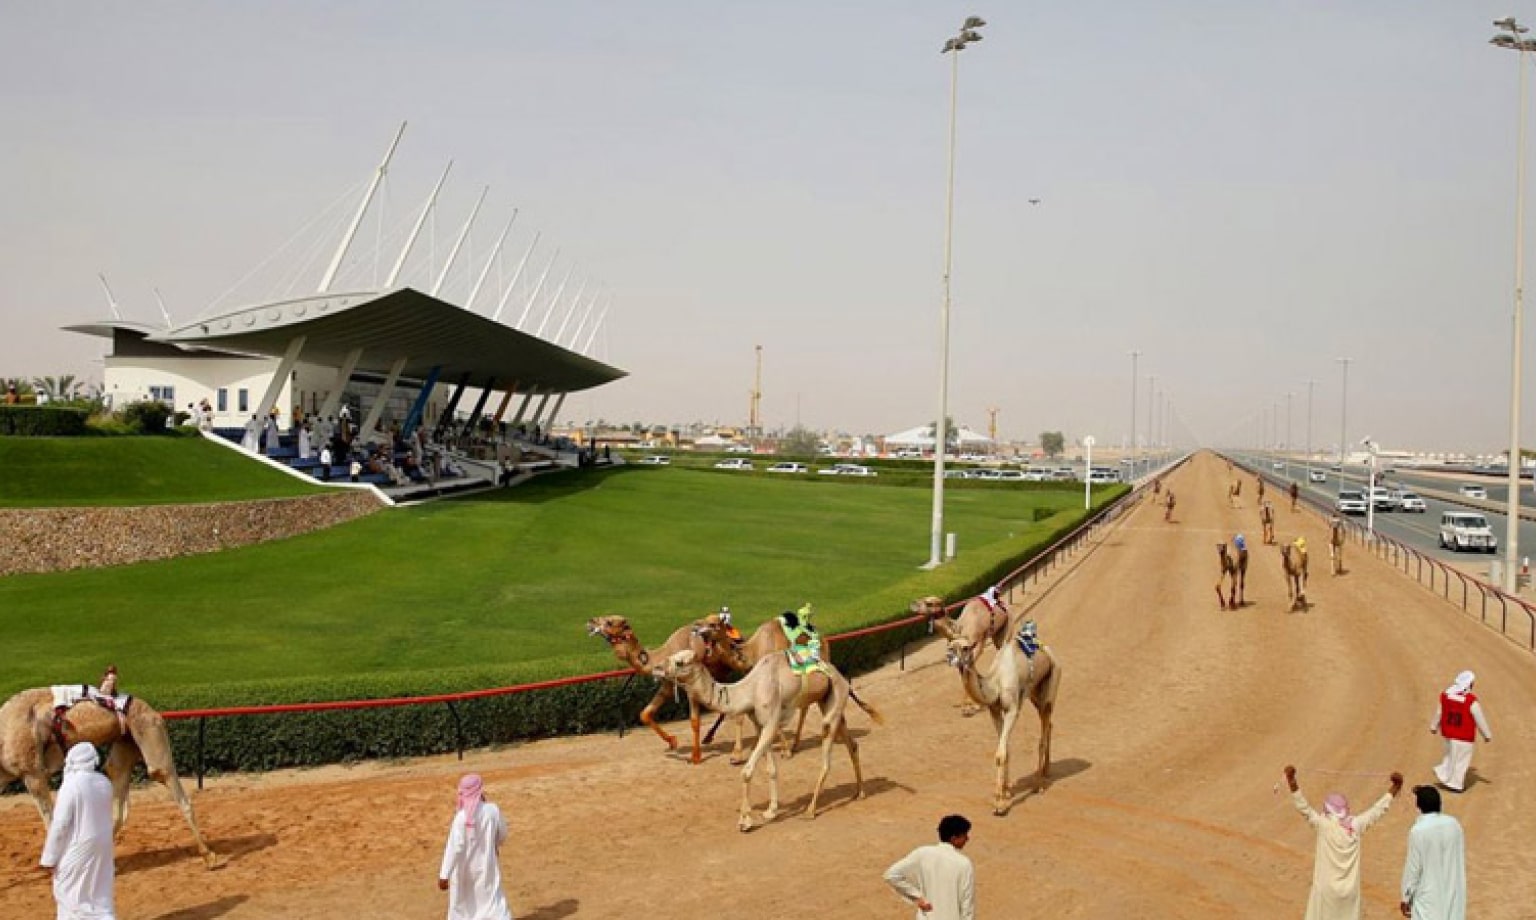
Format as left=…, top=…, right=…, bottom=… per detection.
left=0, top=464, right=1117, bottom=699
left=0, top=437, right=324, bottom=507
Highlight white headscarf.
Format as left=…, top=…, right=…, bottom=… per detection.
left=64, top=742, right=98, bottom=775
left=1445, top=670, right=1475, bottom=697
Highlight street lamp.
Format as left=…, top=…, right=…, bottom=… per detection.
left=1285, top=391, right=1293, bottom=479
left=1490, top=16, right=1534, bottom=592
left=1363, top=437, right=1379, bottom=534
left=1082, top=435, right=1094, bottom=510
left=927, top=14, right=987, bottom=569
left=1305, top=379, right=1315, bottom=483
left=1129, top=350, right=1140, bottom=480
left=1337, top=357, right=1352, bottom=474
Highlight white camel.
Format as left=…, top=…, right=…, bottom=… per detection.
left=946, top=621, right=1062, bottom=816
left=655, top=649, right=882, bottom=832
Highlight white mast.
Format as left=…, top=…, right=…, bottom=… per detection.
left=465, top=209, right=518, bottom=310
left=534, top=266, right=575, bottom=337
left=385, top=160, right=452, bottom=289
left=515, top=249, right=559, bottom=329
left=580, top=298, right=611, bottom=355
left=540, top=281, right=586, bottom=342
left=153, top=288, right=173, bottom=329
left=557, top=284, right=600, bottom=345
left=96, top=274, right=123, bottom=320
left=318, top=121, right=406, bottom=294
left=431, top=185, right=489, bottom=297
left=490, top=233, right=539, bottom=322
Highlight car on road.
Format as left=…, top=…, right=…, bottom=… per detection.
left=1395, top=491, right=1427, bottom=513
left=819, top=463, right=876, bottom=477
left=1440, top=511, right=1497, bottom=553
left=1365, top=486, right=1395, bottom=511
left=1021, top=469, right=1050, bottom=482
left=713, top=458, right=753, bottom=471
left=1308, top=469, right=1327, bottom=483
left=1272, top=461, right=1284, bottom=470
left=1336, top=489, right=1367, bottom=515
left=992, top=469, right=1027, bottom=481
left=637, top=455, right=671, bottom=466
left=894, top=449, right=923, bottom=459
left=943, top=469, right=971, bottom=479
left=1048, top=468, right=1077, bottom=482
left=1459, top=484, right=1488, bottom=500
left=765, top=462, right=808, bottom=474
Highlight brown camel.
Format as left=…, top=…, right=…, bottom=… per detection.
left=946, top=621, right=1061, bottom=816
left=0, top=689, right=222, bottom=868
left=587, top=614, right=732, bottom=764
left=1282, top=539, right=1310, bottom=611
left=1216, top=542, right=1239, bottom=610
left=912, top=592, right=1011, bottom=714
left=654, top=649, right=882, bottom=831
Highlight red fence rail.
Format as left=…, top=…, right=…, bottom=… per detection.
left=163, top=461, right=1184, bottom=785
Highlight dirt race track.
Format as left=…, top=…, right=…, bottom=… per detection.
left=2, top=451, right=1533, bottom=919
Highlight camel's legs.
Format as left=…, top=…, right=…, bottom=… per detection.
left=805, top=700, right=839, bottom=819
left=687, top=700, right=702, bottom=765
left=728, top=714, right=748, bottom=766
left=738, top=714, right=781, bottom=832
left=136, top=727, right=222, bottom=868
left=22, top=770, right=53, bottom=825
left=839, top=717, right=865, bottom=799
left=993, top=706, right=1021, bottom=816
left=104, top=740, right=138, bottom=836
left=1214, top=582, right=1226, bottom=610
left=639, top=686, right=678, bottom=751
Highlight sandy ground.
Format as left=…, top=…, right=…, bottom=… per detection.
left=2, top=451, right=1532, bottom=919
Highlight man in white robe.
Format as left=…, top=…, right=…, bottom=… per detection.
left=40, top=743, right=117, bottom=920
left=1401, top=785, right=1466, bottom=920
left=438, top=774, right=512, bottom=920
left=240, top=415, right=260, bottom=452
left=297, top=424, right=312, bottom=461
left=1285, top=764, right=1402, bottom=920
left=263, top=415, right=281, bottom=454
left=883, top=814, right=975, bottom=920
left=1430, top=670, right=1492, bottom=793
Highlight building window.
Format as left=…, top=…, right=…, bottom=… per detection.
left=148, top=385, right=175, bottom=407
left=217, top=388, right=228, bottom=412
left=238, top=388, right=249, bottom=413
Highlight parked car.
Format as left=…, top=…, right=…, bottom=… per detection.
left=1087, top=468, right=1119, bottom=484
left=992, top=469, right=1027, bottom=481
left=1440, top=511, right=1496, bottom=553
left=894, top=449, right=923, bottom=459
left=1336, top=489, right=1367, bottom=515
left=1048, top=469, right=1077, bottom=482
left=1308, top=469, right=1327, bottom=483
left=766, top=462, right=808, bottom=474
left=713, top=458, right=753, bottom=470
left=1459, top=484, right=1488, bottom=500
left=819, top=463, right=876, bottom=477
left=724, top=444, right=754, bottom=454
left=1272, top=461, right=1285, bottom=470
left=943, top=469, right=971, bottom=479
left=1021, top=469, right=1050, bottom=482
left=1395, top=491, right=1427, bottom=513
left=637, top=455, right=671, bottom=466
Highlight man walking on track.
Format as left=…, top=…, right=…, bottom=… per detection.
left=1284, top=764, right=1402, bottom=920
left=884, top=814, right=976, bottom=920
left=1400, top=785, right=1466, bottom=920
left=40, top=743, right=118, bottom=920
left=1430, top=671, right=1492, bottom=794
left=438, top=774, right=513, bottom=920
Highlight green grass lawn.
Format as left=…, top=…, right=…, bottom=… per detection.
left=0, top=437, right=323, bottom=507
left=0, top=464, right=1114, bottom=702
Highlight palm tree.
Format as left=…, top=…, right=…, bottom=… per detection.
left=30, top=374, right=79, bottom=401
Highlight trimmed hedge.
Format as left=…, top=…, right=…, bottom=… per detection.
left=0, top=405, right=88, bottom=436
left=145, top=487, right=1128, bottom=775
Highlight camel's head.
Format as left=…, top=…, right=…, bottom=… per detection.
left=586, top=615, right=632, bottom=646
left=1216, top=542, right=1228, bottom=559
left=654, top=648, right=700, bottom=682
left=910, top=596, right=945, bottom=617
left=945, top=638, right=978, bottom=671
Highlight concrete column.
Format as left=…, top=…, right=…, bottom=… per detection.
left=358, top=356, right=408, bottom=444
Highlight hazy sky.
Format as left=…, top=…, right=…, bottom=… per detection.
left=2, top=2, right=1532, bottom=452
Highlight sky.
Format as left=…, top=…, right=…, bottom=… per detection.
left=1, top=1, right=1532, bottom=453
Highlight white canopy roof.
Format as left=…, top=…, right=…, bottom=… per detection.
left=884, top=424, right=992, bottom=447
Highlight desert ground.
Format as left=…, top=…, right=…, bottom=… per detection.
left=2, top=451, right=1531, bottom=919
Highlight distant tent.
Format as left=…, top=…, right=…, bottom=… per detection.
left=884, top=424, right=992, bottom=448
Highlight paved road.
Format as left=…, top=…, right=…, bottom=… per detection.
left=1230, top=454, right=1536, bottom=579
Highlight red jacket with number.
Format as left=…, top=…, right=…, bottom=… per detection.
left=1439, top=692, right=1478, bottom=742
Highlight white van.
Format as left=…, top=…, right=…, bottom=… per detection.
left=1087, top=468, right=1119, bottom=484
left=1439, top=512, right=1496, bottom=553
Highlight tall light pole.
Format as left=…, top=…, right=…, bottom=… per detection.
left=1285, top=391, right=1293, bottom=478
left=1491, top=16, right=1534, bottom=592
left=927, top=14, right=986, bottom=569
left=1305, top=379, right=1315, bottom=482
left=1147, top=373, right=1156, bottom=477
left=1129, top=350, right=1140, bottom=478
left=1337, top=357, right=1352, bottom=473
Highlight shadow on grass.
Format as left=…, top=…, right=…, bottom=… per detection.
left=149, top=895, right=249, bottom=920
left=445, top=466, right=646, bottom=506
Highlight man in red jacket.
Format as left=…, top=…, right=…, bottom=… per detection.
left=1430, top=670, right=1493, bottom=793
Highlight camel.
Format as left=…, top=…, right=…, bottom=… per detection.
left=1216, top=542, right=1240, bottom=610
left=912, top=592, right=1011, bottom=714
left=691, top=612, right=823, bottom=762
left=1329, top=516, right=1347, bottom=576
left=587, top=614, right=733, bottom=764
left=654, top=648, right=882, bottom=831
left=1164, top=490, right=1176, bottom=522
left=0, top=688, right=222, bottom=868
left=1282, top=539, right=1310, bottom=611
left=945, top=620, right=1061, bottom=816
